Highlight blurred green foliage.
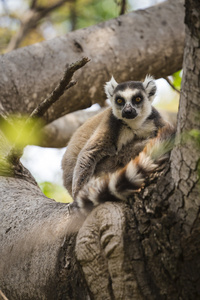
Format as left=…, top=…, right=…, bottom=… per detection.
left=51, top=0, right=120, bottom=31
left=39, top=181, right=73, bottom=203
left=0, top=116, right=43, bottom=175
left=0, top=116, right=43, bottom=148
left=172, top=70, right=182, bottom=90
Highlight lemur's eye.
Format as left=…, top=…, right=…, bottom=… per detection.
left=116, top=98, right=124, bottom=104
left=135, top=97, right=141, bottom=102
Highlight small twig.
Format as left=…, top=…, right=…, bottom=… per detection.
left=119, top=0, right=126, bottom=15
left=0, top=290, right=9, bottom=300
left=114, top=0, right=127, bottom=15
left=30, top=57, right=90, bottom=120
left=164, top=77, right=180, bottom=94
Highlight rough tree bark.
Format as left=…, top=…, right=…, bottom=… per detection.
left=0, top=0, right=199, bottom=299
left=0, top=0, right=184, bottom=125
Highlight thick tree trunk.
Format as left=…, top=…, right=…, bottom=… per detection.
left=0, top=0, right=184, bottom=124
left=0, top=0, right=200, bottom=299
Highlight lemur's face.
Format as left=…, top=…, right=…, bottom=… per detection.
left=113, top=82, right=149, bottom=120
left=105, top=76, right=157, bottom=122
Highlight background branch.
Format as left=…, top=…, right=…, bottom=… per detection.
left=164, top=77, right=181, bottom=94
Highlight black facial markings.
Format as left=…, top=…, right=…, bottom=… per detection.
left=144, top=80, right=157, bottom=97
left=149, top=85, right=157, bottom=97
left=131, top=93, right=144, bottom=105
left=145, top=80, right=152, bottom=89
left=115, top=95, right=125, bottom=106
left=114, top=81, right=145, bottom=93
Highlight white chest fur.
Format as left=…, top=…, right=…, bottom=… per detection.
left=117, top=127, right=135, bottom=151
left=117, top=120, right=156, bottom=152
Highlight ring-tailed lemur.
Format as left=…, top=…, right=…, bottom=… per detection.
left=62, top=76, right=171, bottom=200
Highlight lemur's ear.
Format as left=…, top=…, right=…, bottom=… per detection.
left=143, top=75, right=157, bottom=102
left=104, top=76, right=118, bottom=98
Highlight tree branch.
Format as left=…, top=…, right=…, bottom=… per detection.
left=164, top=76, right=181, bottom=94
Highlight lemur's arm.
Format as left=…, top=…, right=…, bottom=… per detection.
left=72, top=129, right=116, bottom=198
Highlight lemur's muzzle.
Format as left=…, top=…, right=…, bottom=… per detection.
left=122, top=104, right=138, bottom=119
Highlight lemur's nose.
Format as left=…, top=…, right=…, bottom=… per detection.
left=122, top=105, right=137, bottom=119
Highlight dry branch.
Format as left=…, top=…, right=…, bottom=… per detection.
left=30, top=57, right=90, bottom=120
